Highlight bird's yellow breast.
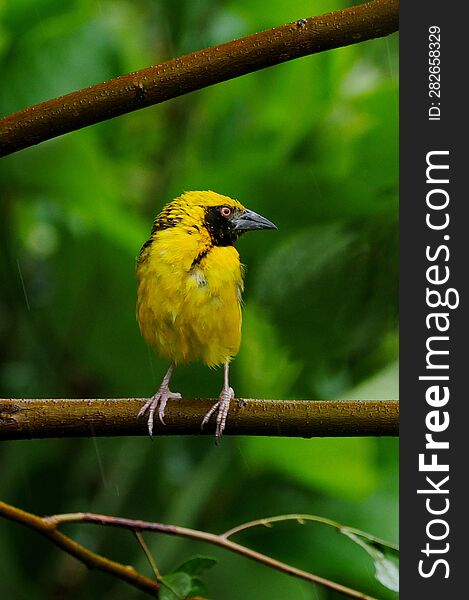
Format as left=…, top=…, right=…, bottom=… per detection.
left=136, top=227, right=244, bottom=367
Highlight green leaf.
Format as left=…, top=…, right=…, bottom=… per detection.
left=184, top=577, right=206, bottom=597
left=174, top=556, right=218, bottom=577
left=341, top=529, right=399, bottom=592
left=159, top=572, right=192, bottom=600
left=161, top=556, right=217, bottom=599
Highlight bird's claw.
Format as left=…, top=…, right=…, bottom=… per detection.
left=201, top=386, right=234, bottom=442
left=138, top=387, right=182, bottom=437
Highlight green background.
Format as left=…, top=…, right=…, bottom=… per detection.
left=0, top=1, right=398, bottom=598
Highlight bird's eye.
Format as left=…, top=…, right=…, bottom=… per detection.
left=220, top=206, right=231, bottom=217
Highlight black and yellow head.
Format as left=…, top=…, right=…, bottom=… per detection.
left=151, top=190, right=276, bottom=247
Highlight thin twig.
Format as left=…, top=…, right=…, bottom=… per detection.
left=134, top=530, right=162, bottom=581
left=222, top=513, right=341, bottom=539
left=0, top=500, right=380, bottom=600
left=0, top=0, right=399, bottom=157
left=222, top=513, right=399, bottom=552
left=0, top=398, right=399, bottom=440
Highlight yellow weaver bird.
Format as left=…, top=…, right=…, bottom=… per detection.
left=136, top=190, right=276, bottom=439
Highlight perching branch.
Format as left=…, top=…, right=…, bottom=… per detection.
left=0, top=0, right=399, bottom=157
left=0, top=398, right=398, bottom=440
left=0, top=500, right=382, bottom=600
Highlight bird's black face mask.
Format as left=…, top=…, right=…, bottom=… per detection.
left=204, top=205, right=277, bottom=247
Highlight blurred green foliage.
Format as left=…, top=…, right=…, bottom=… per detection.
left=0, top=1, right=398, bottom=598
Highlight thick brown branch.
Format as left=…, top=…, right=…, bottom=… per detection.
left=0, top=0, right=399, bottom=157
left=0, top=500, right=380, bottom=600
left=0, top=398, right=398, bottom=440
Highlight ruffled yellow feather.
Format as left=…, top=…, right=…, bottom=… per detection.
left=136, top=191, right=244, bottom=367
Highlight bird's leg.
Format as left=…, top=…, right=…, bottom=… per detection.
left=201, top=362, right=234, bottom=442
left=138, top=363, right=181, bottom=437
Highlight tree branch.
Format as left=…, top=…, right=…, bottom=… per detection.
left=221, top=513, right=399, bottom=552
left=0, top=0, right=399, bottom=157
left=0, top=500, right=382, bottom=600
left=0, top=398, right=398, bottom=440
left=0, top=500, right=158, bottom=595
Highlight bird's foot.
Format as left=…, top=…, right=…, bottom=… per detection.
left=138, top=386, right=182, bottom=437
left=201, top=386, right=235, bottom=442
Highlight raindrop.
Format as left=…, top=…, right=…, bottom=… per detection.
left=16, top=259, right=30, bottom=311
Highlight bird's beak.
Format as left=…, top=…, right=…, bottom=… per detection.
left=233, top=208, right=277, bottom=232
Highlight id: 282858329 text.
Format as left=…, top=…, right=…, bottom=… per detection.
left=428, top=25, right=441, bottom=121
